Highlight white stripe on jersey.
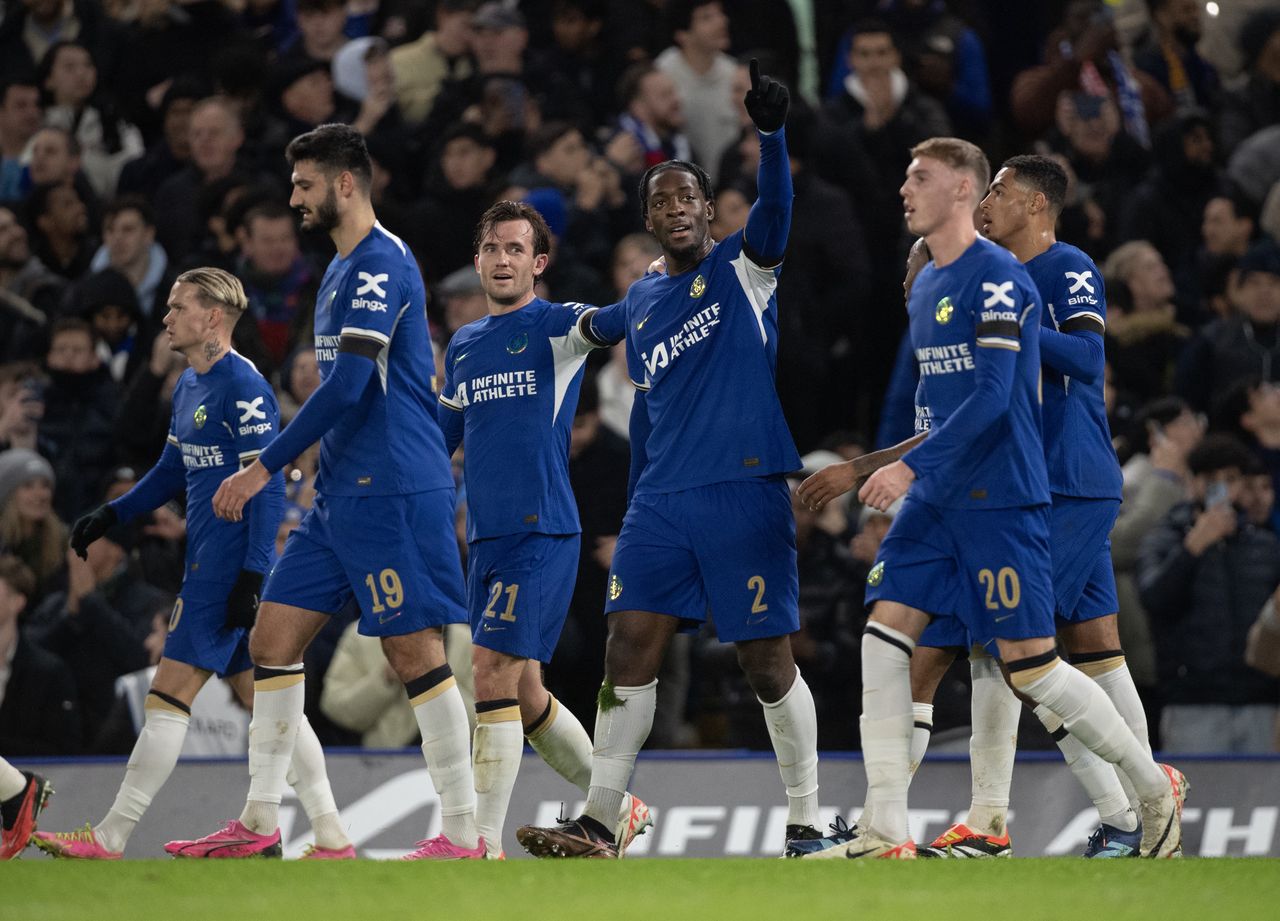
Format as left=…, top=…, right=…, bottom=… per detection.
left=238, top=449, right=262, bottom=461
left=167, top=434, right=180, bottom=446
left=548, top=329, right=595, bottom=424
left=438, top=394, right=464, bottom=411
left=730, top=251, right=777, bottom=346
left=373, top=303, right=411, bottom=394
left=976, top=336, right=1021, bottom=351
left=373, top=220, right=408, bottom=257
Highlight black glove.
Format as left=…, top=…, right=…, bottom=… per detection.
left=225, top=569, right=265, bottom=630
left=743, top=58, right=790, bottom=133
left=70, top=505, right=117, bottom=560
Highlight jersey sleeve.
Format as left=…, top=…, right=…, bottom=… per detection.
left=973, top=272, right=1037, bottom=353
left=557, top=302, right=610, bottom=356
left=583, top=299, right=628, bottom=347
left=438, top=334, right=464, bottom=412
left=1047, top=256, right=1106, bottom=334
left=227, top=374, right=280, bottom=467
left=337, top=251, right=405, bottom=350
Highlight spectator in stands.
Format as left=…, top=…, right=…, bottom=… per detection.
left=0, top=205, right=64, bottom=361
left=1111, top=396, right=1202, bottom=707
left=1218, top=10, right=1280, bottom=156
left=542, top=0, right=618, bottom=126
left=0, top=363, right=50, bottom=456
left=615, top=63, right=693, bottom=169
left=26, top=510, right=171, bottom=751
left=40, top=317, right=118, bottom=520
left=0, top=0, right=123, bottom=91
left=1103, top=240, right=1188, bottom=403
left=0, top=77, right=41, bottom=201
left=319, top=622, right=419, bottom=747
left=117, top=78, right=205, bottom=198
left=655, top=1, right=739, bottom=184
left=113, top=334, right=184, bottom=471
left=1132, top=0, right=1218, bottom=114
left=1010, top=0, right=1170, bottom=145
left=88, top=196, right=170, bottom=321
left=0, top=448, right=66, bottom=607
left=74, top=268, right=146, bottom=383
left=152, top=97, right=248, bottom=263
left=37, top=41, right=143, bottom=200
left=26, top=126, right=82, bottom=189
left=1138, top=434, right=1280, bottom=752
left=1117, top=110, right=1223, bottom=303
left=0, top=555, right=81, bottom=755
left=279, top=0, right=352, bottom=66
left=278, top=344, right=320, bottom=425
left=410, top=123, right=495, bottom=284
left=1178, top=239, right=1280, bottom=411
left=436, top=264, right=487, bottom=340
left=1185, top=189, right=1259, bottom=312
left=27, top=180, right=94, bottom=280
left=389, top=0, right=478, bottom=127
left=235, top=200, right=318, bottom=369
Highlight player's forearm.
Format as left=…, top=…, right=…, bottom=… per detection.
left=438, top=404, right=464, bottom=458
left=903, top=348, right=1016, bottom=481
left=259, top=351, right=375, bottom=473
left=244, top=472, right=285, bottom=574
left=744, top=128, right=792, bottom=266
left=1039, top=327, right=1104, bottom=383
left=583, top=303, right=626, bottom=348
left=109, top=442, right=186, bottom=523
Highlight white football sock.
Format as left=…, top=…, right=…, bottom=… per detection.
left=1013, top=659, right=1167, bottom=801
left=95, top=701, right=189, bottom=853
left=526, top=695, right=592, bottom=791
left=241, top=665, right=305, bottom=834
left=1089, top=659, right=1150, bottom=811
left=966, top=655, right=1020, bottom=836
left=0, top=756, right=25, bottom=801
left=1034, top=705, right=1136, bottom=832
left=860, top=625, right=915, bottom=843
left=583, top=680, right=656, bottom=832
left=411, top=675, right=478, bottom=849
left=285, top=715, right=349, bottom=850
left=908, top=702, right=933, bottom=782
left=759, top=667, right=820, bottom=829
left=473, top=701, right=524, bottom=857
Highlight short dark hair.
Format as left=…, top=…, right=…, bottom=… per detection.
left=528, top=121, right=580, bottom=162
left=49, top=315, right=93, bottom=342
left=617, top=63, right=658, bottom=108
left=473, top=200, right=552, bottom=258
left=33, top=124, right=79, bottom=157
left=286, top=123, right=373, bottom=191
left=0, top=554, right=36, bottom=601
left=1002, top=154, right=1069, bottom=217
left=26, top=180, right=83, bottom=221
left=1212, top=186, right=1260, bottom=226
left=850, top=17, right=895, bottom=42
left=1210, top=376, right=1261, bottom=437
left=243, top=199, right=296, bottom=232
left=1134, top=395, right=1191, bottom=452
left=1188, top=433, right=1257, bottom=478
left=638, top=160, right=713, bottom=218
left=666, top=0, right=720, bottom=34
left=103, top=194, right=154, bottom=228
left=0, top=75, right=38, bottom=107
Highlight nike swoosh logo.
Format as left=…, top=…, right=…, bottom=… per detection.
left=481, top=623, right=505, bottom=632
left=378, top=611, right=403, bottom=625
left=454, top=352, right=470, bottom=364
left=746, top=615, right=769, bottom=626
left=636, top=315, right=652, bottom=330
left=993, top=613, right=1014, bottom=622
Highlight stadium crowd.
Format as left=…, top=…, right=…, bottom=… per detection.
left=1, top=0, right=1279, bottom=759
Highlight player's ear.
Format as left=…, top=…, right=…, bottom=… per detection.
left=533, top=252, right=549, bottom=274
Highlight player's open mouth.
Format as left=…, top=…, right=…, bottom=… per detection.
left=668, top=224, right=692, bottom=237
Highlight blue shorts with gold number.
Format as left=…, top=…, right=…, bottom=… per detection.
left=162, top=585, right=253, bottom=677
left=868, top=495, right=1055, bottom=649
left=604, top=477, right=799, bottom=643
left=263, top=489, right=467, bottom=637
left=467, top=532, right=579, bottom=662
left=1051, top=495, right=1120, bottom=624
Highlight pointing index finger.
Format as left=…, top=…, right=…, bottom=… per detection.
left=749, top=58, right=760, bottom=92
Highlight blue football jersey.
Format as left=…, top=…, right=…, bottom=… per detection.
left=168, top=352, right=283, bottom=583
left=439, top=299, right=595, bottom=541
left=903, top=237, right=1050, bottom=509
left=914, top=377, right=932, bottom=435
left=1028, top=242, right=1123, bottom=500
left=312, top=222, right=453, bottom=496
left=591, top=229, right=801, bottom=495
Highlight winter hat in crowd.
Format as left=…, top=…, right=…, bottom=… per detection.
left=0, top=448, right=55, bottom=509
left=331, top=36, right=388, bottom=102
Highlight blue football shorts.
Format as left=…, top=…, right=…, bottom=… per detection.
left=263, top=489, right=467, bottom=637
left=467, top=531, right=579, bottom=662
left=162, top=585, right=253, bottom=677
left=1050, top=495, right=1120, bottom=624
left=867, top=495, right=1055, bottom=649
left=604, top=476, right=800, bottom=642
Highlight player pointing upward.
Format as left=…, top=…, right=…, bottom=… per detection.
left=517, top=60, right=823, bottom=859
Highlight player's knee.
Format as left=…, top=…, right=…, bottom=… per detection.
left=736, top=638, right=796, bottom=702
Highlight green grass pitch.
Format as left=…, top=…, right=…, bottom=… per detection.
left=5, top=858, right=1278, bottom=921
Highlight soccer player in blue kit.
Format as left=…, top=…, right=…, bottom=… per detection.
left=173, top=126, right=479, bottom=860
left=797, top=138, right=1180, bottom=860
left=901, top=155, right=1186, bottom=859
left=34, top=269, right=351, bottom=859
left=436, top=200, right=652, bottom=858
left=516, top=61, right=823, bottom=859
